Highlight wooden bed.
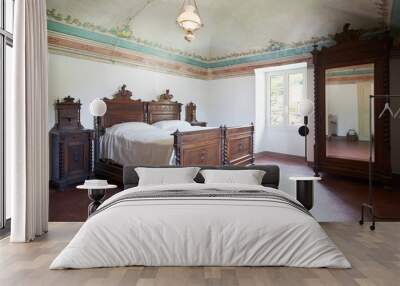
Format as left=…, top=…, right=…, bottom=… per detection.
left=95, top=85, right=254, bottom=184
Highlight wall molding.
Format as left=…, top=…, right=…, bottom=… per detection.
left=48, top=28, right=315, bottom=80
left=46, top=0, right=393, bottom=80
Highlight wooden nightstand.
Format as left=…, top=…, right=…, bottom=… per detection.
left=50, top=96, right=94, bottom=191
left=190, top=121, right=207, bottom=127
left=185, top=102, right=207, bottom=127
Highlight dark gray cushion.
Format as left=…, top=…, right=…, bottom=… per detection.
left=123, top=165, right=280, bottom=190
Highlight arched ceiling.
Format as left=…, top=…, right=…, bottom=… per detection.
left=47, top=0, right=393, bottom=61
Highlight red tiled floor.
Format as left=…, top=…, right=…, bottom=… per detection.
left=49, top=153, right=400, bottom=222
left=49, top=188, right=120, bottom=222
left=256, top=152, right=400, bottom=222
left=326, top=136, right=372, bottom=162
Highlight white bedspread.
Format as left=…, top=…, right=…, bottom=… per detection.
left=100, top=122, right=211, bottom=166
left=50, top=183, right=351, bottom=269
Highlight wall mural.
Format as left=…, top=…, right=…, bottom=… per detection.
left=46, top=0, right=397, bottom=79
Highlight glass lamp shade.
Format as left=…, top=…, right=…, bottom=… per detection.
left=177, top=4, right=202, bottom=32
left=89, top=99, right=107, bottom=117
left=184, top=31, right=195, bottom=42
left=298, top=99, right=314, bottom=116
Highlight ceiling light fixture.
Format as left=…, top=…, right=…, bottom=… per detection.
left=177, top=0, right=203, bottom=42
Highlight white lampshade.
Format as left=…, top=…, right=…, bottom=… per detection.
left=298, top=99, right=314, bottom=116
left=177, top=4, right=202, bottom=32
left=89, top=99, right=107, bottom=117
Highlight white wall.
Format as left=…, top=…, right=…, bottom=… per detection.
left=390, top=59, right=400, bottom=175
left=205, top=76, right=256, bottom=127
left=48, top=54, right=210, bottom=130
left=326, top=84, right=359, bottom=136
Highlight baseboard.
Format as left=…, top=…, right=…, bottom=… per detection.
left=256, top=151, right=315, bottom=166
left=256, top=151, right=304, bottom=160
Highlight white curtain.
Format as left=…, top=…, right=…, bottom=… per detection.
left=10, top=0, right=49, bottom=242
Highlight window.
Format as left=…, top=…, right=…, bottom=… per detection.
left=270, top=75, right=285, bottom=126
left=288, top=73, right=304, bottom=126
left=1, top=0, right=14, bottom=229
left=268, top=68, right=306, bottom=127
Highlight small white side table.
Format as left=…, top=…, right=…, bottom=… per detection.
left=77, top=183, right=117, bottom=216
left=289, top=177, right=321, bottom=210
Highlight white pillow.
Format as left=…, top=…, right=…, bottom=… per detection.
left=200, top=169, right=266, bottom=185
left=152, top=120, right=192, bottom=131
left=135, top=167, right=200, bottom=186
left=106, top=122, right=156, bottom=134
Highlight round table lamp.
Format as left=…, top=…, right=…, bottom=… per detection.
left=298, top=99, right=314, bottom=117
left=89, top=99, right=107, bottom=166
left=89, top=99, right=107, bottom=117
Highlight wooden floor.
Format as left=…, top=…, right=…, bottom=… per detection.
left=1, top=222, right=400, bottom=286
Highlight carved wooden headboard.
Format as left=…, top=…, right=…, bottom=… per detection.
left=147, top=90, right=182, bottom=124
left=100, top=85, right=147, bottom=129
left=100, top=86, right=183, bottom=128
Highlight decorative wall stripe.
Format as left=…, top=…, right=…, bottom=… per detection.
left=209, top=56, right=313, bottom=79
left=326, top=75, right=374, bottom=84
left=47, top=21, right=321, bottom=79
left=47, top=20, right=209, bottom=68
left=47, top=20, right=326, bottom=71
left=48, top=31, right=316, bottom=80
left=46, top=0, right=394, bottom=80
left=326, top=68, right=374, bottom=78
left=48, top=33, right=208, bottom=79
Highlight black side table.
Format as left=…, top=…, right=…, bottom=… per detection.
left=289, top=177, right=321, bottom=210
left=77, top=182, right=117, bottom=217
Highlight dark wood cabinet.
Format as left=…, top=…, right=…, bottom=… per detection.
left=185, top=102, right=207, bottom=127
left=312, top=24, right=392, bottom=184
left=50, top=96, right=93, bottom=190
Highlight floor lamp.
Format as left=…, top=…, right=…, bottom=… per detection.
left=89, top=99, right=107, bottom=173
left=297, top=99, right=314, bottom=162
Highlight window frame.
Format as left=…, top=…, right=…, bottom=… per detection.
left=0, top=0, right=14, bottom=230
left=266, top=67, right=307, bottom=130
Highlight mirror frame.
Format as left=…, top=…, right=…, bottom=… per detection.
left=312, top=25, right=392, bottom=184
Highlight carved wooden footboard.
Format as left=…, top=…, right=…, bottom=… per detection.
left=174, top=128, right=224, bottom=166
left=223, top=124, right=255, bottom=166
left=173, top=125, right=255, bottom=167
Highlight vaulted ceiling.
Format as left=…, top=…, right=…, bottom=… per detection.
left=47, top=0, right=394, bottom=61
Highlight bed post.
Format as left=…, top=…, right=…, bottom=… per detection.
left=221, top=125, right=227, bottom=165
left=250, top=122, right=255, bottom=165
left=173, top=130, right=182, bottom=166
left=222, top=124, right=255, bottom=166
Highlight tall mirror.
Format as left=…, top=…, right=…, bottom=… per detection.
left=325, top=64, right=374, bottom=162
left=312, top=24, right=391, bottom=182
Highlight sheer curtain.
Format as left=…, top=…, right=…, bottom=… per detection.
left=10, top=0, right=49, bottom=242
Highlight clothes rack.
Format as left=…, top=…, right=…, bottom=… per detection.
left=359, top=95, right=400, bottom=230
